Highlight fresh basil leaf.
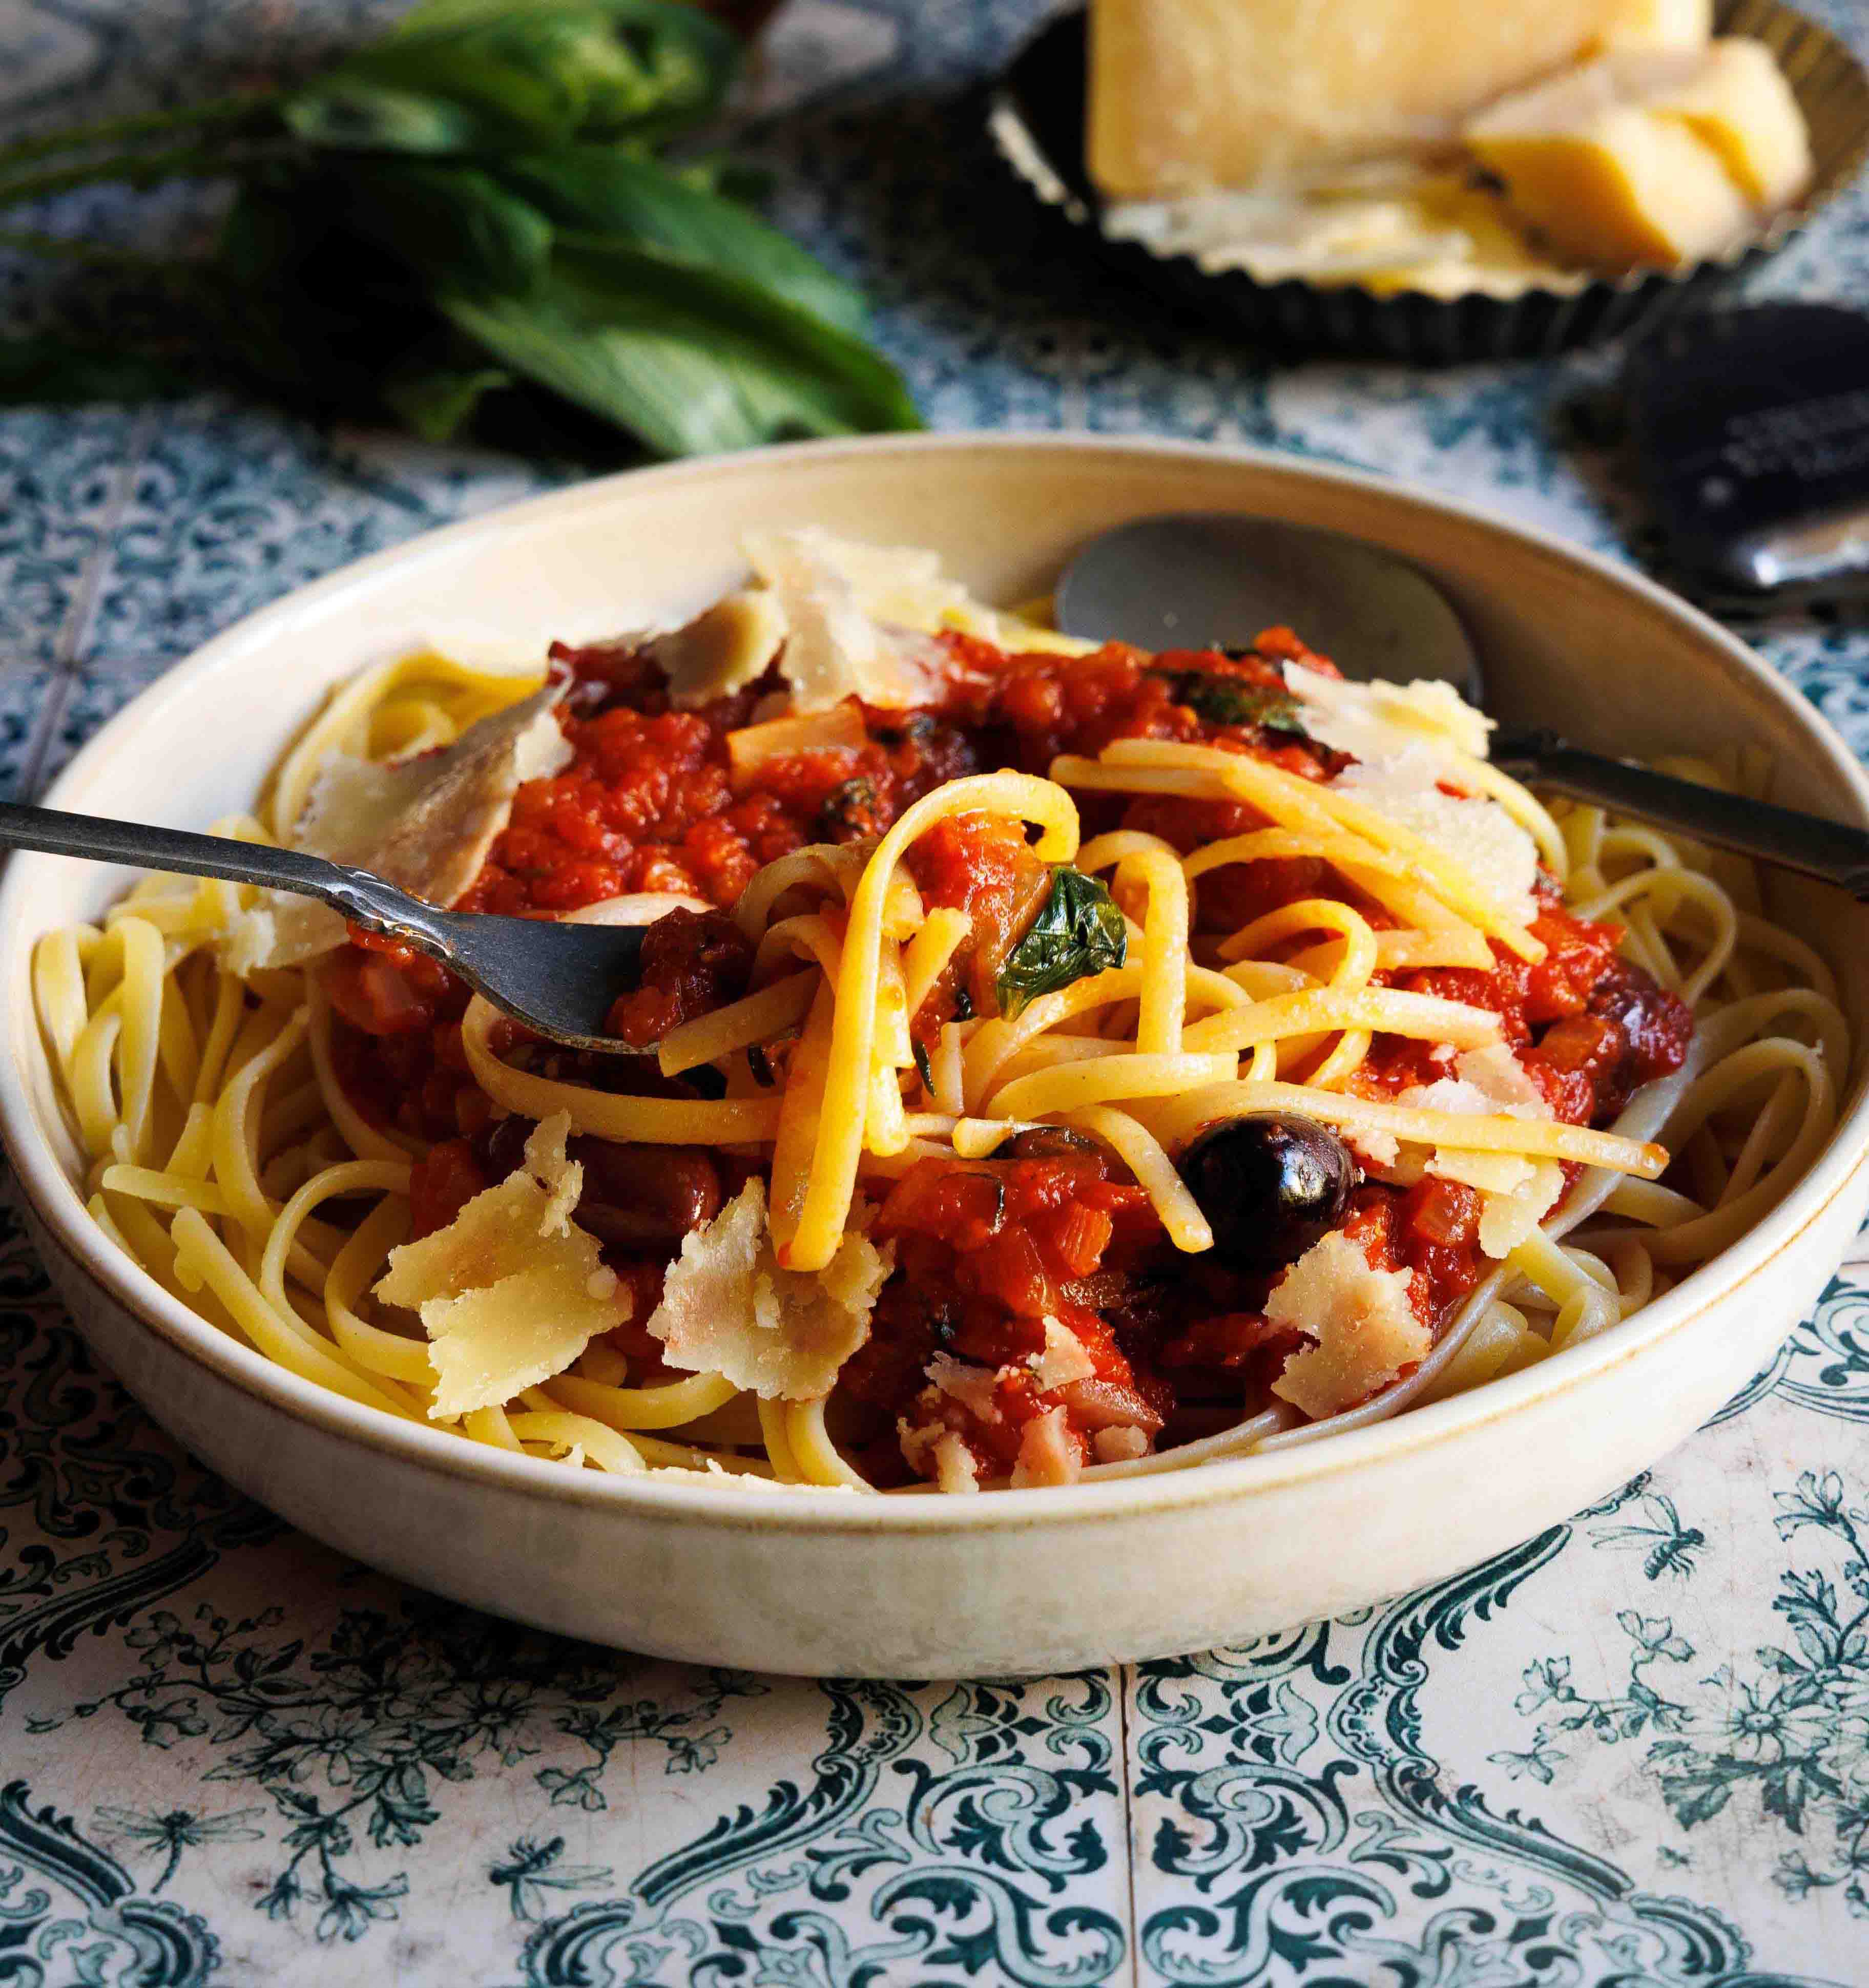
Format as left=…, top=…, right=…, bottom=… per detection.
left=333, top=161, right=553, bottom=297
left=381, top=362, right=512, bottom=440
left=289, top=2, right=736, bottom=154
left=994, top=868, right=1128, bottom=1020
left=1150, top=667, right=1310, bottom=737
left=282, top=78, right=489, bottom=154
left=0, top=337, right=194, bottom=404
left=440, top=237, right=917, bottom=456
left=209, top=179, right=436, bottom=406
left=500, top=149, right=867, bottom=334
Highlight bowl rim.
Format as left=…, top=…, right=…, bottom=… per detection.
left=6, top=426, right=1868, bottom=1534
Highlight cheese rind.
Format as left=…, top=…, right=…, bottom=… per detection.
left=1087, top=0, right=1692, bottom=198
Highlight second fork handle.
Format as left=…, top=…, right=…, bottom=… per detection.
left=1490, top=730, right=1869, bottom=901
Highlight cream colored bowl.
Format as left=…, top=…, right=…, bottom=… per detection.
left=5, top=434, right=1867, bottom=1679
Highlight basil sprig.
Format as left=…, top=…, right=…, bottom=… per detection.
left=0, top=0, right=918, bottom=457
left=1148, top=667, right=1311, bottom=738
left=994, top=867, right=1128, bottom=1020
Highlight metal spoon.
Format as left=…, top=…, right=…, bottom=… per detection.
left=0, top=801, right=654, bottom=1055
left=1055, top=512, right=1869, bottom=900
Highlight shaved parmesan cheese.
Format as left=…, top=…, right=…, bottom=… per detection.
left=742, top=529, right=947, bottom=713
left=1478, top=1159, right=1567, bottom=1257
left=649, top=588, right=786, bottom=708
left=926, top=1353, right=1006, bottom=1424
left=296, top=682, right=569, bottom=901
left=760, top=528, right=974, bottom=631
left=523, top=1113, right=582, bottom=1238
left=225, top=682, right=570, bottom=975
left=646, top=1179, right=893, bottom=1400
left=418, top=1253, right=625, bottom=1422
left=1010, top=1406, right=1082, bottom=1488
left=1427, top=1148, right=1538, bottom=1194
left=1331, top=747, right=1539, bottom=920
left=1030, top=1316, right=1097, bottom=1392
left=375, top=1113, right=626, bottom=1422
left=1092, top=1425, right=1151, bottom=1464
left=1269, top=1229, right=1429, bottom=1418
left=1398, top=1042, right=1552, bottom=1120
left=899, top=1418, right=982, bottom=1494
left=1284, top=663, right=1494, bottom=764
left=378, top=1172, right=552, bottom=1306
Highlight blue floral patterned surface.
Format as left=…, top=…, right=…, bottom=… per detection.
left=5, top=2, right=1869, bottom=1981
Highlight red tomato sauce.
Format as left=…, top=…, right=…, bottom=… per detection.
left=321, top=626, right=1692, bottom=1484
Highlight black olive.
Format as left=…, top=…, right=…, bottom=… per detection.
left=1176, top=1114, right=1358, bottom=1273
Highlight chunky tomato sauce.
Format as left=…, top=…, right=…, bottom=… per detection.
left=323, top=626, right=1691, bottom=1486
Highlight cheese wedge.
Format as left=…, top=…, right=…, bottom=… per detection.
left=1467, top=39, right=1810, bottom=271
left=1644, top=37, right=1812, bottom=206
left=1086, top=0, right=1710, bottom=198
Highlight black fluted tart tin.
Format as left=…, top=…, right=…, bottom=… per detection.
left=988, top=0, right=1869, bottom=363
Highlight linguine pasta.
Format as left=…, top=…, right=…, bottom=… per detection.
left=33, top=535, right=1850, bottom=1494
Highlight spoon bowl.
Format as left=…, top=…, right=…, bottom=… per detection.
left=1054, top=511, right=1486, bottom=700
left=1054, top=508, right=1869, bottom=901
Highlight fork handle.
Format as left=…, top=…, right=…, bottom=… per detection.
left=0, top=800, right=424, bottom=933
left=1490, top=730, right=1869, bottom=901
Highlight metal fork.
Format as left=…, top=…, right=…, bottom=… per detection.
left=0, top=801, right=657, bottom=1054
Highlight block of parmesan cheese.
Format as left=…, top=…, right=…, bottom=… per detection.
left=1466, top=39, right=1809, bottom=271
left=1086, top=0, right=1711, bottom=198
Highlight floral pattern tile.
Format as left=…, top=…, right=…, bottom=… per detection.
left=8, top=1, right=1869, bottom=1984
left=0, top=408, right=141, bottom=665
left=0, top=662, right=60, bottom=798
left=78, top=401, right=566, bottom=665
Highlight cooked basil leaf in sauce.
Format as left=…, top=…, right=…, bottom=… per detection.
left=1149, top=667, right=1310, bottom=737
left=994, top=867, right=1128, bottom=1019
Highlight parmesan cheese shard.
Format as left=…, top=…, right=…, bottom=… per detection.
left=1086, top=0, right=1684, bottom=198
left=295, top=681, right=571, bottom=900
left=1398, top=1043, right=1553, bottom=1121
left=900, top=1418, right=982, bottom=1494
left=1283, top=665, right=1493, bottom=764
left=649, top=588, right=786, bottom=709
left=223, top=680, right=570, bottom=975
left=1030, top=1316, right=1097, bottom=1392
left=926, top=1353, right=1006, bottom=1424
left=1478, top=1159, right=1568, bottom=1257
left=374, top=1115, right=628, bottom=1422
left=646, top=1178, right=894, bottom=1400
left=1269, top=1229, right=1430, bottom=1419
left=1330, top=749, right=1540, bottom=922
left=741, top=528, right=947, bottom=714
left=523, top=1113, right=583, bottom=1239
left=1426, top=1148, right=1538, bottom=1195
left=1092, top=1425, right=1151, bottom=1464
left=1010, top=1406, right=1083, bottom=1489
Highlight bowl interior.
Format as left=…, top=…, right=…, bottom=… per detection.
left=7, top=433, right=1869, bottom=1490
